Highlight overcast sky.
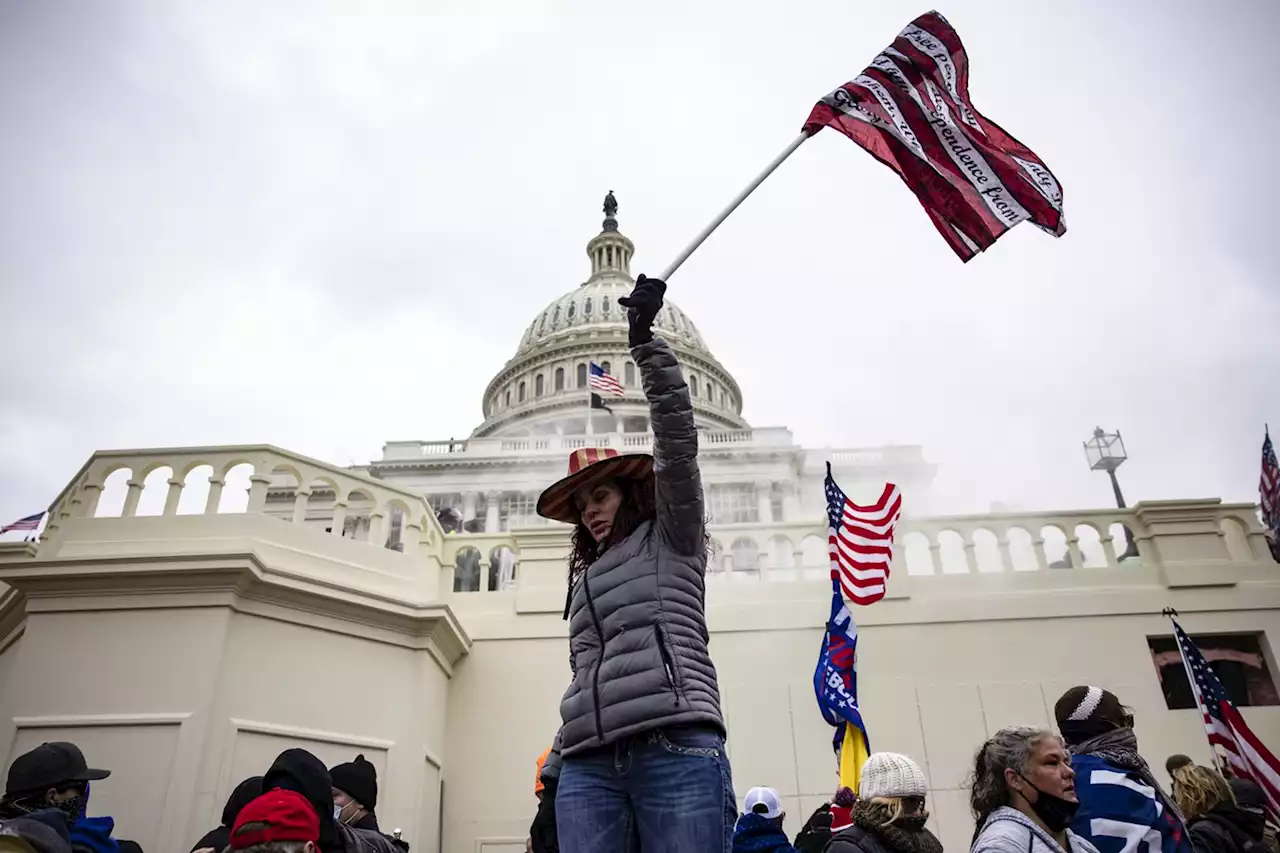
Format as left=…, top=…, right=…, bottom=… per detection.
left=2, top=0, right=1278, bottom=531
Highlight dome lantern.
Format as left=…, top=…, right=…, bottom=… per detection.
left=587, top=191, right=633, bottom=281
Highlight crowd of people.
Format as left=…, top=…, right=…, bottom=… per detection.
left=0, top=743, right=408, bottom=853
left=523, top=685, right=1275, bottom=853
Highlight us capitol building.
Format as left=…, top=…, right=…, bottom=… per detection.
left=0, top=197, right=1277, bottom=853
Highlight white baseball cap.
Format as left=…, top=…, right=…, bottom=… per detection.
left=744, top=786, right=783, bottom=819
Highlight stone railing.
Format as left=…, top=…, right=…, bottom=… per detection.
left=438, top=500, right=1273, bottom=593
left=381, top=427, right=798, bottom=461
left=43, top=444, right=445, bottom=552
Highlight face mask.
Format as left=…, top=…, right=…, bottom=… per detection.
left=334, top=804, right=345, bottom=823
left=1017, top=774, right=1079, bottom=833
left=52, top=791, right=87, bottom=823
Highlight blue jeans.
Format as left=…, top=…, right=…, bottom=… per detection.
left=556, top=725, right=736, bottom=853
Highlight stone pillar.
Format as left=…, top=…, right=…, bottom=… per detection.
left=205, top=476, right=225, bottom=514
left=292, top=490, right=312, bottom=524
left=485, top=491, right=502, bottom=533
left=330, top=501, right=348, bottom=536
left=997, top=536, right=1013, bottom=572
left=755, top=482, right=773, bottom=524
left=1066, top=535, right=1084, bottom=569
left=367, top=510, right=387, bottom=546
left=782, top=484, right=801, bottom=522
left=402, top=518, right=423, bottom=551
left=78, top=483, right=104, bottom=519
left=462, top=492, right=478, bottom=522
left=163, top=479, right=184, bottom=516
left=122, top=480, right=144, bottom=518
left=247, top=474, right=271, bottom=513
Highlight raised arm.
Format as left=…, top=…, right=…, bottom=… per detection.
left=620, top=276, right=705, bottom=557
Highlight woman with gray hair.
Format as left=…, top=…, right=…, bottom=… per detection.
left=970, top=726, right=1101, bottom=853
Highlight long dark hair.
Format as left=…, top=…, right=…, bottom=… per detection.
left=559, top=476, right=655, bottom=619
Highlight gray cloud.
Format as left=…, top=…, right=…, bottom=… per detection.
left=2, top=0, right=1278, bottom=529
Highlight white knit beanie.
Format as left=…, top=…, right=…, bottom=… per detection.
left=858, top=752, right=928, bottom=800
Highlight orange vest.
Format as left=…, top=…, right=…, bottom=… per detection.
left=534, top=747, right=552, bottom=795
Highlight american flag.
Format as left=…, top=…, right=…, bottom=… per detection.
left=1262, top=427, right=1280, bottom=562
left=825, top=462, right=902, bottom=605
left=1171, top=617, right=1280, bottom=821
left=588, top=362, right=624, bottom=397
left=802, top=11, right=1065, bottom=262
left=0, top=512, right=44, bottom=535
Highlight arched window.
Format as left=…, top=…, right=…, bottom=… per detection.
left=538, top=314, right=547, bottom=333
left=552, top=306, right=561, bottom=326
left=584, top=298, right=593, bottom=316
left=535, top=374, right=544, bottom=397
left=690, top=374, right=700, bottom=397
left=624, top=362, right=635, bottom=387
left=576, top=363, right=588, bottom=388
left=601, top=360, right=611, bottom=375
left=707, top=380, right=715, bottom=401
left=731, top=537, right=760, bottom=572
left=602, top=298, right=611, bottom=316
left=567, top=301, right=576, bottom=319
left=518, top=381, right=526, bottom=402
left=555, top=367, right=565, bottom=391
left=504, top=390, right=511, bottom=407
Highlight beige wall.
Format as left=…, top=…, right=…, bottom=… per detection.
left=441, top=604, right=1280, bottom=853
left=4, top=446, right=1278, bottom=853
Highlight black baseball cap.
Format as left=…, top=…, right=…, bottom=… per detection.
left=5, top=743, right=110, bottom=796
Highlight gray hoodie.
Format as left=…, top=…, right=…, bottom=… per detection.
left=973, top=807, right=1102, bottom=853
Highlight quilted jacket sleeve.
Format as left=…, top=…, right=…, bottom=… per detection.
left=634, top=337, right=704, bottom=558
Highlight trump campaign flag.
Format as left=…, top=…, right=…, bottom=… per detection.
left=802, top=10, right=1065, bottom=262
left=815, top=578, right=871, bottom=793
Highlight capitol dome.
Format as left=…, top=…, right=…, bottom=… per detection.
left=474, top=194, right=748, bottom=438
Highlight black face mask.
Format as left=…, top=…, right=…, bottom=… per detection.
left=1018, top=774, right=1079, bottom=833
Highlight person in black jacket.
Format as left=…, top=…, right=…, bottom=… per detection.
left=190, top=776, right=263, bottom=853
left=826, top=753, right=942, bottom=853
left=1174, top=764, right=1260, bottom=853
left=1230, top=779, right=1280, bottom=853
left=330, top=756, right=380, bottom=833
left=262, top=749, right=399, bottom=853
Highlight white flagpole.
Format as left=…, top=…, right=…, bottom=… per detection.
left=658, top=132, right=811, bottom=282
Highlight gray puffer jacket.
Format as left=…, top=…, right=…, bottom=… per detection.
left=557, top=337, right=723, bottom=757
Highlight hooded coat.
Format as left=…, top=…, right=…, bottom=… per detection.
left=1188, top=802, right=1269, bottom=853
left=189, top=775, right=263, bottom=853
left=730, top=813, right=796, bottom=853
left=262, top=749, right=399, bottom=853
left=556, top=338, right=723, bottom=757
left=973, top=806, right=1103, bottom=853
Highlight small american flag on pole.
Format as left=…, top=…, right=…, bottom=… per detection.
left=1261, top=427, right=1280, bottom=563
left=802, top=10, right=1065, bottom=262
left=1, top=512, right=44, bottom=535
left=1170, top=616, right=1280, bottom=821
left=825, top=463, right=902, bottom=605
left=588, top=362, right=624, bottom=397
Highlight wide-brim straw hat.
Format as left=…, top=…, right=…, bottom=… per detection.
left=536, top=447, right=653, bottom=525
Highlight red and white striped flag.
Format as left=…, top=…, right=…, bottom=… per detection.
left=0, top=512, right=44, bottom=535
left=1172, top=617, right=1280, bottom=821
left=825, top=463, right=902, bottom=605
left=802, top=10, right=1065, bottom=262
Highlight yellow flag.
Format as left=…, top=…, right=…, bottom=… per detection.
left=839, top=723, right=870, bottom=794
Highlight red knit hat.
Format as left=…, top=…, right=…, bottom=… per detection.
left=231, top=789, right=320, bottom=850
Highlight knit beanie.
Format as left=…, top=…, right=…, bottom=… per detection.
left=858, top=753, right=927, bottom=801
left=1054, top=686, right=1127, bottom=744
left=329, top=755, right=377, bottom=810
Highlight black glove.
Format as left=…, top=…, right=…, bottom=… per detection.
left=618, top=274, right=667, bottom=348
left=795, top=803, right=834, bottom=853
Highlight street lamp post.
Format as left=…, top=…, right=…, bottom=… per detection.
left=1083, top=426, right=1140, bottom=560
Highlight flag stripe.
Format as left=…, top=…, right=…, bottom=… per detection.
left=1173, top=618, right=1280, bottom=822
left=826, top=468, right=901, bottom=606
left=803, top=11, right=1064, bottom=262
left=0, top=512, right=44, bottom=535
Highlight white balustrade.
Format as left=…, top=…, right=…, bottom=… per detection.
left=42, top=445, right=443, bottom=554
